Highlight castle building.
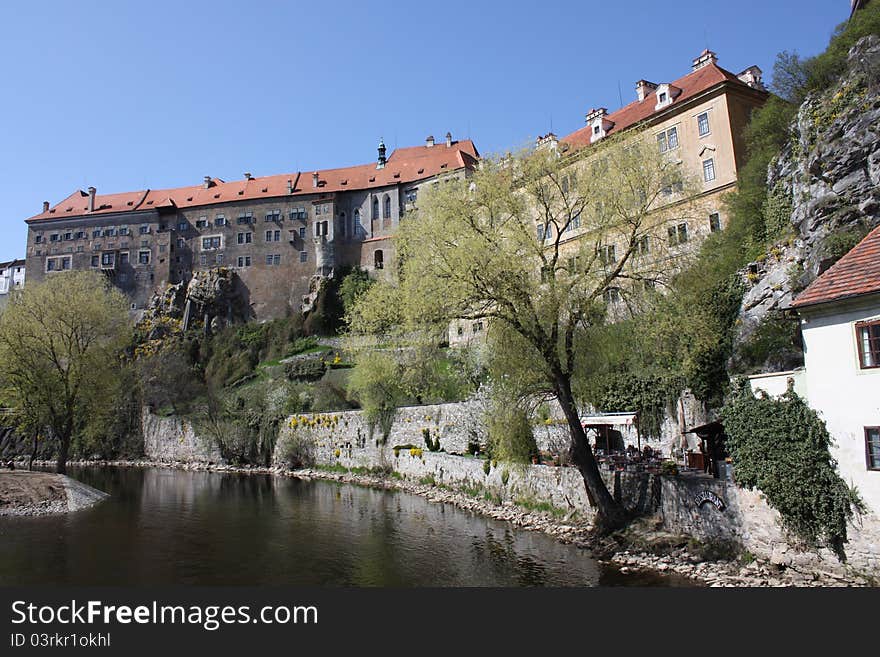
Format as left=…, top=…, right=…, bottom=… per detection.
left=24, top=135, right=478, bottom=319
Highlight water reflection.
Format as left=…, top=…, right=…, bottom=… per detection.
left=0, top=467, right=693, bottom=587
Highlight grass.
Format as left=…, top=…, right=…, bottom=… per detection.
left=514, top=496, right=568, bottom=519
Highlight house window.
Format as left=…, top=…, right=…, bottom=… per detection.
left=383, top=195, right=391, bottom=219
left=571, top=212, right=581, bottom=230
left=354, top=209, right=362, bottom=235
left=63, top=232, right=72, bottom=241
left=299, top=251, right=307, bottom=263
left=139, top=225, right=150, bottom=234
left=119, top=227, right=130, bottom=236
left=265, top=210, right=281, bottom=222
left=299, top=227, right=306, bottom=239
left=290, top=208, right=307, bottom=221
left=657, top=126, right=679, bottom=153
left=473, top=321, right=484, bottom=333
left=200, top=254, right=208, bottom=266
left=536, top=224, right=545, bottom=241
left=75, top=231, right=85, bottom=239
left=635, top=235, right=650, bottom=256
left=91, top=255, right=99, bottom=268
left=215, top=215, right=227, bottom=226
left=703, top=158, right=716, bottom=182
left=50, top=234, right=60, bottom=242
left=867, top=427, right=880, bottom=470
left=266, top=230, right=281, bottom=242
left=35, top=234, right=43, bottom=244
left=709, top=212, right=722, bottom=233
left=405, top=188, right=418, bottom=203
left=216, top=253, right=224, bottom=264
left=237, top=232, right=252, bottom=245
left=856, top=320, right=880, bottom=368
left=195, top=218, right=208, bottom=228
left=374, top=250, right=384, bottom=270
left=92, top=230, right=101, bottom=239
left=202, top=236, right=222, bottom=250
left=101, top=252, right=115, bottom=267
left=599, top=245, right=617, bottom=265
left=603, top=287, right=620, bottom=304
left=593, top=125, right=601, bottom=135
left=138, top=250, right=151, bottom=265
left=237, top=256, right=252, bottom=267
left=372, top=197, right=379, bottom=220
left=237, top=213, right=253, bottom=225
left=697, top=112, right=710, bottom=136
left=265, top=254, right=281, bottom=266
left=668, top=222, right=688, bottom=245
left=658, top=92, right=667, bottom=103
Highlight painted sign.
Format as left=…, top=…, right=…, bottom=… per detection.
left=694, top=490, right=726, bottom=511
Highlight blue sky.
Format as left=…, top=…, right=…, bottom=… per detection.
left=0, top=0, right=849, bottom=262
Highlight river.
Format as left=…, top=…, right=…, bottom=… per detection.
left=0, top=466, right=695, bottom=586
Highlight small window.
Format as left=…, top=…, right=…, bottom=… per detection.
left=237, top=232, right=252, bottom=245
left=202, top=236, right=222, bottom=250
left=236, top=256, right=251, bottom=267
left=195, top=218, right=208, bottom=228
left=709, top=212, right=721, bottom=233
left=299, top=251, right=307, bottom=263
left=35, top=234, right=43, bottom=244
left=405, top=188, right=418, bottom=203
left=50, top=234, right=60, bottom=242
left=215, top=215, right=227, bottom=226
left=101, top=252, right=115, bottom=267
left=603, top=288, right=620, bottom=304
left=372, top=197, right=379, bottom=220
left=635, top=235, right=650, bottom=256
left=90, top=255, right=99, bottom=268
left=237, top=213, right=253, bottom=225
left=200, top=254, right=208, bottom=266
left=119, top=227, right=130, bottom=236
left=92, top=230, right=101, bottom=239
left=536, top=224, right=545, bottom=241
left=138, top=250, right=151, bottom=265
left=299, top=227, right=306, bottom=239
left=600, top=245, right=616, bottom=265
left=867, top=427, right=880, bottom=470
left=657, top=126, right=679, bottom=153
left=265, top=210, right=281, bottom=222
left=216, top=253, right=224, bottom=264
left=703, top=158, right=716, bottom=182
left=668, top=223, right=688, bottom=245
left=593, top=125, right=601, bottom=135
left=374, top=250, right=384, bottom=270
left=473, top=321, right=484, bottom=332
left=139, top=225, right=150, bottom=234
left=857, top=320, right=880, bottom=369
left=697, top=112, right=710, bottom=136
left=383, top=195, right=392, bottom=219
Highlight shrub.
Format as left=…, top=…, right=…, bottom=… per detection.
left=285, top=357, right=327, bottom=382
left=277, top=430, right=317, bottom=469
left=486, top=403, right=538, bottom=464
left=422, top=427, right=441, bottom=452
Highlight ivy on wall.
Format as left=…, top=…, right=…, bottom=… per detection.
left=721, top=379, right=864, bottom=559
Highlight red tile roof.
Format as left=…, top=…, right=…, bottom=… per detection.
left=560, top=62, right=753, bottom=150
left=28, top=140, right=479, bottom=222
left=792, top=224, right=880, bottom=309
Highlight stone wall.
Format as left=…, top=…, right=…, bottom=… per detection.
left=141, top=410, right=222, bottom=463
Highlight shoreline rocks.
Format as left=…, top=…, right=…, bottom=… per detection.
left=0, top=471, right=108, bottom=517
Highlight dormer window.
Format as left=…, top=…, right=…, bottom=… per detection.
left=593, top=125, right=601, bottom=135
left=653, top=84, right=680, bottom=111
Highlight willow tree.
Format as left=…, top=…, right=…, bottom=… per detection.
left=0, top=270, right=131, bottom=473
left=348, top=131, right=698, bottom=529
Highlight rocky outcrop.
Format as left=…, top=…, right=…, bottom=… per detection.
left=139, top=267, right=250, bottom=340
left=734, top=35, right=880, bottom=368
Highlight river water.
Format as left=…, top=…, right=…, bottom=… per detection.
left=0, top=466, right=695, bottom=586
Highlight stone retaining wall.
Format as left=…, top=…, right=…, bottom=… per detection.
left=142, top=410, right=222, bottom=463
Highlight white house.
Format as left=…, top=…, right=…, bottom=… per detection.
left=0, top=259, right=25, bottom=296
left=787, top=224, right=880, bottom=514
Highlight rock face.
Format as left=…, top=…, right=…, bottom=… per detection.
left=734, top=35, right=880, bottom=368
left=140, top=268, right=250, bottom=339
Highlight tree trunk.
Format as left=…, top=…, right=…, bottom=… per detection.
left=56, top=432, right=70, bottom=475
left=553, top=373, right=628, bottom=532
left=28, top=432, right=37, bottom=471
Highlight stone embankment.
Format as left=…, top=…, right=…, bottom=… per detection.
left=26, top=457, right=873, bottom=587
left=0, top=471, right=108, bottom=517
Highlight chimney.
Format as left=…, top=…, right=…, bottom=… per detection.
left=584, top=107, right=607, bottom=123
left=377, top=139, right=387, bottom=169
left=203, top=176, right=212, bottom=189
left=692, top=49, right=718, bottom=71
left=312, top=172, right=319, bottom=188
left=287, top=179, right=294, bottom=194
left=445, top=132, right=452, bottom=147
left=42, top=201, right=50, bottom=213
left=243, top=172, right=253, bottom=180
left=737, top=65, right=765, bottom=90
left=635, top=79, right=657, bottom=102
left=87, top=186, right=96, bottom=212
left=425, top=135, right=435, bottom=148
left=535, top=133, right=558, bottom=151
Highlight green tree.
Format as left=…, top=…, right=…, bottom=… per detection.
left=348, top=133, right=695, bottom=530
left=0, top=271, right=131, bottom=473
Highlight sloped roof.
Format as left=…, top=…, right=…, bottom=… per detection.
left=560, top=62, right=756, bottom=150
left=792, top=224, right=880, bottom=309
left=27, top=140, right=479, bottom=222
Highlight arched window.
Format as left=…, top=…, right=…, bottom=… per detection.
left=354, top=209, right=362, bottom=236
left=383, top=195, right=391, bottom=219
left=374, top=250, right=384, bottom=270
left=372, top=197, right=379, bottom=220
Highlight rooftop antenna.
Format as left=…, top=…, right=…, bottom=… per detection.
left=617, top=80, right=623, bottom=107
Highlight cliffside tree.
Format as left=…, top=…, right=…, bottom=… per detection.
left=0, top=270, right=131, bottom=473
left=347, top=132, right=697, bottom=530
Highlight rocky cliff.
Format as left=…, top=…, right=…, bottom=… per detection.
left=734, top=35, right=880, bottom=369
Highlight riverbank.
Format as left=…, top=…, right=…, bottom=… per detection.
left=17, top=458, right=871, bottom=586
left=0, top=470, right=108, bottom=516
